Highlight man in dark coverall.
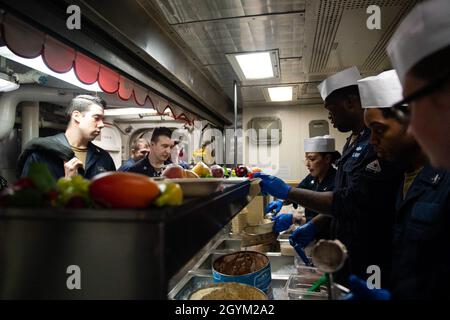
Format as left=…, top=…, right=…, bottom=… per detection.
left=18, top=95, right=116, bottom=179
left=254, top=67, right=404, bottom=286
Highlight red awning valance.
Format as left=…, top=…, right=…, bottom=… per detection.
left=0, top=13, right=196, bottom=124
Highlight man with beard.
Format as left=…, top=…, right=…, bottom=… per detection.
left=254, top=67, right=404, bottom=286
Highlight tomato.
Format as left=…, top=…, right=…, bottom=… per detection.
left=90, top=172, right=160, bottom=209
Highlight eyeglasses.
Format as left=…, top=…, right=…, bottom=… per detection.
left=390, top=71, right=450, bottom=123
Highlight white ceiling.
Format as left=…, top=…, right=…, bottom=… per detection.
left=148, top=0, right=420, bottom=107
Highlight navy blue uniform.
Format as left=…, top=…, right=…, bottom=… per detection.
left=128, top=156, right=171, bottom=177
left=20, top=133, right=115, bottom=179
left=297, top=167, right=336, bottom=220
left=118, top=158, right=136, bottom=172
left=391, top=165, right=450, bottom=299
left=331, top=128, right=404, bottom=285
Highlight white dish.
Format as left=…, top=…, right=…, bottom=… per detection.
left=160, top=178, right=249, bottom=197
left=160, top=178, right=222, bottom=197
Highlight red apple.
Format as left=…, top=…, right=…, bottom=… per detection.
left=210, top=165, right=224, bottom=178
left=162, top=164, right=184, bottom=178
left=235, top=165, right=249, bottom=177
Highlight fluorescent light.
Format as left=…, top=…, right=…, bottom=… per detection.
left=226, top=50, right=280, bottom=81
left=104, top=108, right=158, bottom=116
left=235, top=52, right=274, bottom=79
left=268, top=86, right=293, bottom=102
left=0, top=47, right=102, bottom=92
left=0, top=73, right=19, bottom=92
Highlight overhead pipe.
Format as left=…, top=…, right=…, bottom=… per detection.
left=20, top=102, right=39, bottom=151
left=233, top=81, right=238, bottom=168
left=0, top=85, right=74, bottom=141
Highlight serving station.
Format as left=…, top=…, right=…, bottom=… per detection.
left=0, top=180, right=254, bottom=299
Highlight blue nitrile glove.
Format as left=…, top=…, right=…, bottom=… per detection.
left=265, top=200, right=283, bottom=214
left=289, top=221, right=316, bottom=249
left=293, top=244, right=312, bottom=266
left=344, top=275, right=391, bottom=300
left=272, top=213, right=293, bottom=233
left=253, top=172, right=291, bottom=200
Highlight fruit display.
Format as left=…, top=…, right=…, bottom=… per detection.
left=192, top=161, right=212, bottom=178
left=183, top=170, right=199, bottom=178
left=161, top=164, right=184, bottom=179
left=154, top=182, right=183, bottom=207
left=0, top=164, right=183, bottom=209
left=234, top=165, right=250, bottom=177
left=210, top=165, right=224, bottom=178
left=160, top=161, right=260, bottom=180
left=90, top=172, right=161, bottom=209
left=56, top=175, right=91, bottom=208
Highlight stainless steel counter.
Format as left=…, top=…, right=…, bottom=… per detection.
left=168, top=234, right=299, bottom=300
left=0, top=181, right=253, bottom=299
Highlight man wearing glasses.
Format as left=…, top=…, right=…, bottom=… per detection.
left=387, top=0, right=450, bottom=170
left=345, top=69, right=450, bottom=300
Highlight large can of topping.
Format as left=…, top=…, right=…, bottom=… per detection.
left=212, top=251, right=272, bottom=294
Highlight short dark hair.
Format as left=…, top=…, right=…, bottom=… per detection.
left=151, top=127, right=173, bottom=143
left=326, top=85, right=360, bottom=104
left=409, top=45, right=450, bottom=83
left=320, top=151, right=341, bottom=165
left=65, top=95, right=106, bottom=120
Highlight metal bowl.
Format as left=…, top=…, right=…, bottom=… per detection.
left=242, top=222, right=277, bottom=247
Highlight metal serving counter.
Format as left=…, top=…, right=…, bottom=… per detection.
left=168, top=233, right=350, bottom=300
left=0, top=180, right=252, bottom=299
left=168, top=235, right=298, bottom=300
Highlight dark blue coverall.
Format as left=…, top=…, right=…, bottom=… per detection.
left=20, top=133, right=116, bottom=179
left=391, top=164, right=450, bottom=299
left=330, top=128, right=404, bottom=286
left=297, top=167, right=336, bottom=221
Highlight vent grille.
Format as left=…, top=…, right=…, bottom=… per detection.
left=309, top=0, right=344, bottom=73
left=361, top=0, right=421, bottom=71
left=344, top=0, right=413, bottom=9
left=308, top=0, right=422, bottom=73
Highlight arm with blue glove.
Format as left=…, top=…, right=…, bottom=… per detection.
left=288, top=221, right=317, bottom=266
left=265, top=199, right=284, bottom=214
left=271, top=213, right=294, bottom=233
left=253, top=172, right=333, bottom=215
left=344, top=275, right=391, bottom=300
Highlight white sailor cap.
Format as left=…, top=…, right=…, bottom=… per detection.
left=387, top=0, right=450, bottom=84
left=358, top=70, right=403, bottom=109
left=304, top=135, right=336, bottom=153
left=317, top=67, right=362, bottom=101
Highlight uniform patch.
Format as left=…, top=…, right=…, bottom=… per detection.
left=366, top=160, right=381, bottom=173
left=431, top=174, right=441, bottom=185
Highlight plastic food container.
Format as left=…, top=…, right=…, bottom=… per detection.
left=285, top=274, right=350, bottom=300
left=286, top=275, right=328, bottom=300
left=295, top=264, right=324, bottom=279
